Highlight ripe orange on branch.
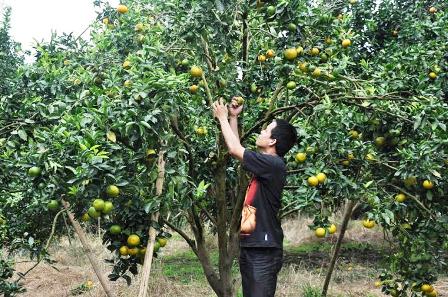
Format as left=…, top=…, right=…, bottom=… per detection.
left=316, top=172, right=327, bottom=184
left=422, top=180, right=434, bottom=190
left=362, top=219, right=375, bottom=229
left=266, top=49, right=275, bottom=58
left=117, top=4, right=128, bottom=13
left=342, top=39, right=352, bottom=48
left=127, top=234, right=141, bottom=247
left=190, top=66, right=203, bottom=78
left=307, top=176, right=319, bottom=187
left=106, top=185, right=120, bottom=197
left=315, top=227, right=326, bottom=238
left=189, top=85, right=199, bottom=94
left=284, top=48, right=298, bottom=61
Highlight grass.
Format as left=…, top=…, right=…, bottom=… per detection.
left=12, top=218, right=448, bottom=296
left=162, top=248, right=241, bottom=285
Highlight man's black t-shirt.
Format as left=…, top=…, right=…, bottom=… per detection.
left=240, top=149, right=286, bottom=249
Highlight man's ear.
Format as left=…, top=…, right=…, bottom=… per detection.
left=269, top=138, right=277, bottom=146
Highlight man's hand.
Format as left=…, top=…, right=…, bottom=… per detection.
left=212, top=98, right=229, bottom=121
left=229, top=97, right=244, bottom=117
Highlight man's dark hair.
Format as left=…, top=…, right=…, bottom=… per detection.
left=271, top=119, right=298, bottom=157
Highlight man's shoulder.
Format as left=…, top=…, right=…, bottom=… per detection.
left=245, top=150, right=286, bottom=169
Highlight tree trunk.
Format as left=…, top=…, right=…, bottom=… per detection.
left=321, top=200, right=356, bottom=296
left=138, top=150, right=165, bottom=297
left=62, top=200, right=116, bottom=297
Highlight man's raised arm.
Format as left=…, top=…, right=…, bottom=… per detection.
left=212, top=98, right=245, bottom=161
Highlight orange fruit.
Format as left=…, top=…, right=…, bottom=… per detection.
left=307, top=176, right=319, bottom=187
left=124, top=80, right=132, bottom=87
left=258, top=54, right=267, bottom=62
left=87, top=207, right=101, bottom=219
left=375, top=136, right=385, bottom=147
left=127, top=234, right=141, bottom=247
left=342, top=39, right=352, bottom=48
left=128, top=247, right=139, bottom=256
left=189, top=85, right=199, bottom=94
left=421, top=284, right=433, bottom=293
left=284, top=48, right=298, bottom=60
left=328, top=224, right=337, bottom=234
left=295, top=152, right=307, bottom=163
left=123, top=60, right=131, bottom=69
left=110, top=225, right=121, bottom=235
left=235, top=96, right=245, bottom=105
left=102, top=201, right=114, bottom=214
left=316, top=173, right=327, bottom=184
left=311, top=68, right=321, bottom=78
left=310, top=47, right=320, bottom=56
left=395, top=193, right=406, bottom=203
left=47, top=200, right=59, bottom=211
left=315, top=227, right=326, bottom=238
left=266, top=49, right=275, bottom=58
left=157, top=237, right=168, bottom=247
left=422, top=180, right=434, bottom=190
left=190, top=66, right=203, bottom=78
left=349, top=130, right=359, bottom=139
left=298, top=62, right=308, bottom=72
left=28, top=166, right=41, bottom=177
left=106, top=185, right=120, bottom=197
left=429, top=72, right=437, bottom=79
left=139, top=247, right=147, bottom=256
left=119, top=246, right=129, bottom=256
left=196, top=127, right=207, bottom=136
left=286, top=81, right=296, bottom=90
left=81, top=213, right=90, bottom=222
left=429, top=7, right=437, bottom=14
left=92, top=199, right=105, bottom=211
left=362, top=219, right=375, bottom=229
left=117, top=4, right=128, bottom=13
left=153, top=241, right=161, bottom=252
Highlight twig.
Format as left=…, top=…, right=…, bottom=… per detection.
left=389, top=184, right=436, bottom=220
left=160, top=217, right=198, bottom=255
left=16, top=208, right=66, bottom=280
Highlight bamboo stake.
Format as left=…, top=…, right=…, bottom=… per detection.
left=138, top=150, right=166, bottom=297
left=62, top=200, right=116, bottom=297
left=322, top=200, right=356, bottom=296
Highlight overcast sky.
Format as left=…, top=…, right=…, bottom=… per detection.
left=0, top=0, right=119, bottom=56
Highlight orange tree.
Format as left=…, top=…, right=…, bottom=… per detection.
left=0, top=6, right=26, bottom=297
left=1, top=0, right=447, bottom=297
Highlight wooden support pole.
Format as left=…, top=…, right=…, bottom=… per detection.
left=62, top=200, right=116, bottom=297
left=138, top=150, right=166, bottom=297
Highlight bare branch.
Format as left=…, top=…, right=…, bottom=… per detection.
left=160, top=217, right=198, bottom=255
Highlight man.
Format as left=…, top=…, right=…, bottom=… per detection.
left=212, top=97, right=298, bottom=297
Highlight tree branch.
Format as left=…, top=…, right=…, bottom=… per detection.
left=160, top=217, right=198, bottom=255
left=388, top=184, right=436, bottom=220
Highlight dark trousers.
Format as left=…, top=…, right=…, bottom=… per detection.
left=239, top=247, right=283, bottom=297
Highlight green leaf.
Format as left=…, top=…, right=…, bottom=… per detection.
left=18, top=130, right=27, bottom=141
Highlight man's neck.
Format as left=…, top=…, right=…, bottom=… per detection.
left=258, top=147, right=277, bottom=156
